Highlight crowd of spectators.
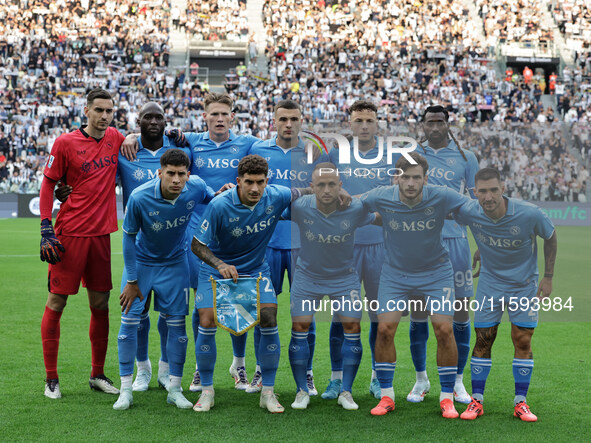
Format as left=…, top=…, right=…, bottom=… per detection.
left=179, top=0, right=249, bottom=42
left=0, top=0, right=588, bottom=201
left=551, top=0, right=591, bottom=63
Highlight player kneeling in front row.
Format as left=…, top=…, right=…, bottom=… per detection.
left=114, top=149, right=220, bottom=410
left=286, top=164, right=379, bottom=410
left=452, top=168, right=557, bottom=422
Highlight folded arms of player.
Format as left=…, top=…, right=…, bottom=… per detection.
left=191, top=237, right=239, bottom=282
left=39, top=176, right=65, bottom=264
left=120, top=231, right=144, bottom=314
left=537, top=231, right=557, bottom=299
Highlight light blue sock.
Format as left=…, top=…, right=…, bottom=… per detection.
left=165, top=316, right=187, bottom=378
left=438, top=366, right=457, bottom=393
left=375, top=362, right=396, bottom=389
left=453, top=320, right=471, bottom=375
left=136, top=312, right=150, bottom=362
left=329, top=320, right=344, bottom=372
left=513, top=358, right=534, bottom=405
left=254, top=325, right=261, bottom=367
left=118, top=315, right=140, bottom=376
left=471, top=357, right=492, bottom=401
left=157, top=313, right=168, bottom=363
left=409, top=320, right=428, bottom=372
left=289, top=330, right=309, bottom=392
left=369, top=322, right=378, bottom=371
left=195, top=326, right=217, bottom=387
left=259, top=326, right=280, bottom=387
left=307, top=319, right=316, bottom=372
left=342, top=332, right=362, bottom=392
left=231, top=331, right=247, bottom=359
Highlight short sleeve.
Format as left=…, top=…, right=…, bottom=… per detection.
left=532, top=207, right=555, bottom=240
left=276, top=185, right=293, bottom=210
left=466, top=152, right=479, bottom=197
left=359, top=188, right=378, bottom=212
left=194, top=202, right=218, bottom=245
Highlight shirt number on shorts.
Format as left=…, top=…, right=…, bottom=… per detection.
left=262, top=277, right=273, bottom=293
left=454, top=270, right=473, bottom=288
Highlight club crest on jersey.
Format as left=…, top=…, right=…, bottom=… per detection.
left=230, top=146, right=239, bottom=153
left=200, top=220, right=209, bottom=232
left=341, top=220, right=351, bottom=230
left=447, top=158, right=456, bottom=166
left=265, top=205, right=274, bottom=215
left=231, top=227, right=244, bottom=238
left=510, top=226, right=521, bottom=235
left=133, top=168, right=146, bottom=181
left=194, top=156, right=206, bottom=169
left=151, top=221, right=164, bottom=232
left=424, top=206, right=434, bottom=215
left=186, top=200, right=195, bottom=210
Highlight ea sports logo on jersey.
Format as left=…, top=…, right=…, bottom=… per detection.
left=266, top=205, right=274, bottom=215
left=389, top=220, right=401, bottom=231
left=267, top=344, right=278, bottom=351
left=424, top=206, right=434, bottom=216
left=472, top=366, right=483, bottom=374
left=510, top=226, right=521, bottom=235
left=341, top=220, right=351, bottom=230
left=219, top=284, right=230, bottom=297
left=186, top=200, right=195, bottom=210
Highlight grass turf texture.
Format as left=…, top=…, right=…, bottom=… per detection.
left=0, top=219, right=589, bottom=442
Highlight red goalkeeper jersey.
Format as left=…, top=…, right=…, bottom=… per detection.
left=43, top=127, right=125, bottom=236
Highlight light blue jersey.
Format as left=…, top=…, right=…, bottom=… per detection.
left=117, top=135, right=193, bottom=208
left=249, top=136, right=327, bottom=250
left=123, top=176, right=214, bottom=265
left=329, top=140, right=390, bottom=245
left=285, top=196, right=375, bottom=278
left=360, top=184, right=470, bottom=272
left=421, top=140, right=478, bottom=239
left=455, top=198, right=555, bottom=285
left=194, top=184, right=292, bottom=273
left=186, top=130, right=260, bottom=222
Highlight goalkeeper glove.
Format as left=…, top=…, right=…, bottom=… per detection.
left=166, top=128, right=189, bottom=147
left=40, top=219, right=65, bottom=264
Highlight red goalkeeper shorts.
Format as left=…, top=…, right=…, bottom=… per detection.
left=48, top=234, right=112, bottom=295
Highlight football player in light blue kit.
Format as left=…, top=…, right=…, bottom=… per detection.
left=407, top=105, right=479, bottom=404
left=453, top=168, right=557, bottom=422
left=117, top=102, right=194, bottom=393
left=181, top=93, right=261, bottom=392
left=286, top=163, right=377, bottom=410
left=248, top=99, right=325, bottom=395
left=113, top=149, right=216, bottom=410
left=191, top=155, right=304, bottom=413
left=362, top=152, right=470, bottom=419
left=327, top=100, right=390, bottom=400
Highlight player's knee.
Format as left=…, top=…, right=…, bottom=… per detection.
left=511, top=326, right=533, bottom=353
left=260, top=307, right=277, bottom=328
left=88, top=291, right=110, bottom=310
left=292, top=321, right=310, bottom=333
left=432, top=321, right=454, bottom=344
left=198, top=309, right=216, bottom=328
left=47, top=293, right=68, bottom=311
left=342, top=321, right=361, bottom=334
left=453, top=306, right=470, bottom=323
left=377, top=323, right=395, bottom=341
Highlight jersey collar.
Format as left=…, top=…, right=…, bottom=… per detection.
left=310, top=197, right=336, bottom=217
left=231, top=186, right=267, bottom=210
left=393, top=184, right=428, bottom=208
left=137, top=135, right=171, bottom=156
left=422, top=139, right=456, bottom=155
left=478, top=195, right=514, bottom=222
left=153, top=177, right=188, bottom=203
left=270, top=135, right=306, bottom=153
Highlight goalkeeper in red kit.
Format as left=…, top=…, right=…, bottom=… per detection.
left=39, top=88, right=125, bottom=398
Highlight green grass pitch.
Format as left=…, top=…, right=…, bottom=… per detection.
left=0, top=219, right=590, bottom=442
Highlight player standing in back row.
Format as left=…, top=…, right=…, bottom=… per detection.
left=39, top=88, right=124, bottom=398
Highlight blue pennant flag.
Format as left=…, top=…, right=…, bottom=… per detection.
left=211, top=275, right=261, bottom=336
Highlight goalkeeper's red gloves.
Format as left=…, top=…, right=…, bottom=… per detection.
left=166, top=129, right=189, bottom=147
left=40, top=219, right=65, bottom=264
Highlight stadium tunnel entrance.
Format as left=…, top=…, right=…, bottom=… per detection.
left=505, top=56, right=561, bottom=93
